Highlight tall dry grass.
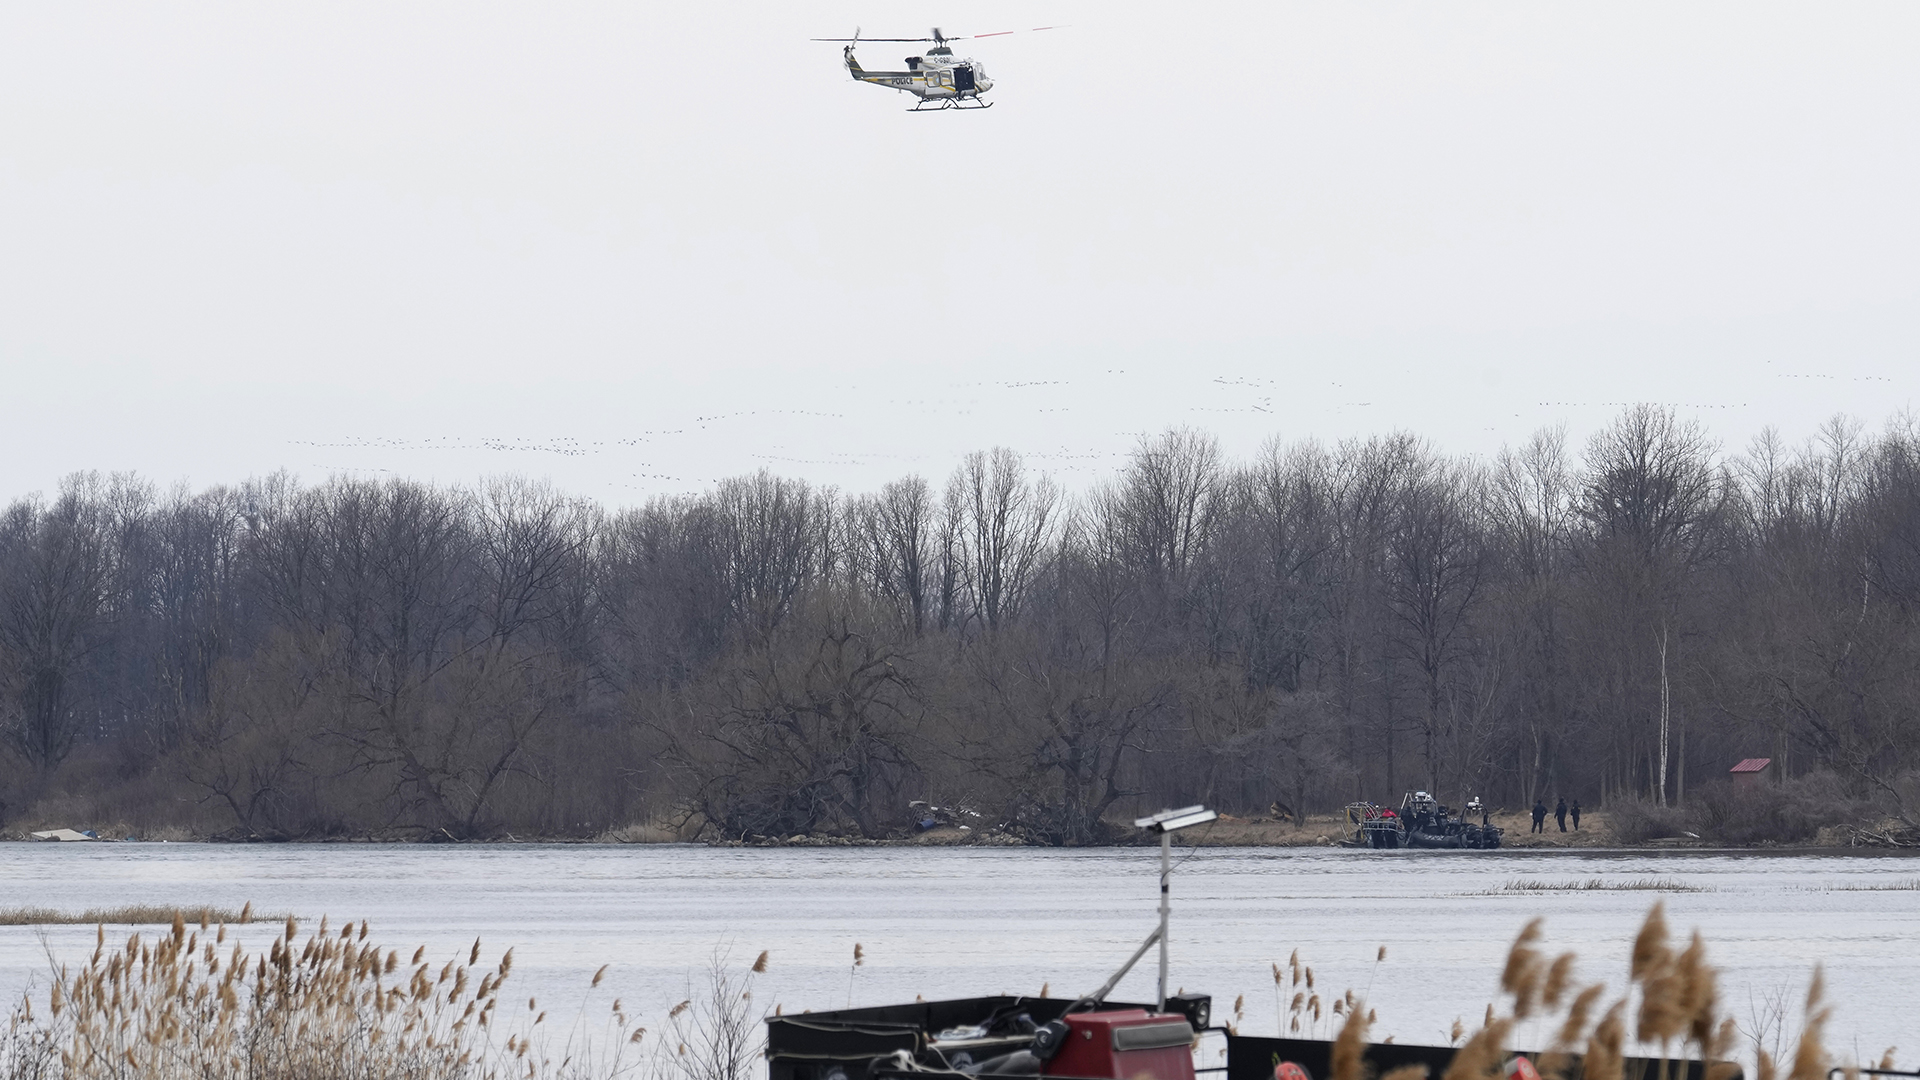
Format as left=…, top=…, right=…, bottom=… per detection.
left=1491, top=880, right=1710, bottom=895
left=0, top=911, right=764, bottom=1080
left=0, top=903, right=267, bottom=927
left=1301, top=902, right=1843, bottom=1080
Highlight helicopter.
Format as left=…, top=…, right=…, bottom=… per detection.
left=812, top=27, right=1057, bottom=111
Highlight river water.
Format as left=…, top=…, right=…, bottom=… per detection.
left=2, top=844, right=1912, bottom=1064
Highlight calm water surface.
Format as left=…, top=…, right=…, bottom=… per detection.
left=2, top=844, right=1913, bottom=1059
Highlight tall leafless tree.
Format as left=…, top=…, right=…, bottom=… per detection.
left=948, top=448, right=1059, bottom=633
left=0, top=478, right=115, bottom=773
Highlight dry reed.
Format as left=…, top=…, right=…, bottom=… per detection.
left=1501, top=919, right=1546, bottom=1019
left=1788, top=969, right=1830, bottom=1080
left=846, top=943, right=864, bottom=1008
left=1674, top=933, right=1717, bottom=1050
left=1442, top=1018, right=1514, bottom=1080
left=0, top=904, right=270, bottom=927
left=1494, top=880, right=1710, bottom=894
left=1584, top=1001, right=1627, bottom=1080
left=1333, top=900, right=1836, bottom=1080
left=0, top=913, right=779, bottom=1080
left=1273, top=962, right=1286, bottom=1036
left=1631, top=904, right=1670, bottom=982
left=1542, top=954, right=1575, bottom=1012
left=1462, top=902, right=1841, bottom=1080
left=1556, top=984, right=1607, bottom=1050
left=1330, top=1001, right=1372, bottom=1080
left=1708, top=1020, right=1742, bottom=1080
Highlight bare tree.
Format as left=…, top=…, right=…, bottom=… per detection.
left=948, top=448, right=1060, bottom=632
left=144, top=484, right=250, bottom=751
left=1108, top=428, right=1224, bottom=597
left=1320, top=434, right=1422, bottom=796
left=1385, top=453, right=1488, bottom=796
left=1488, top=426, right=1576, bottom=804
left=857, top=476, right=937, bottom=636
left=956, top=501, right=1174, bottom=845
left=1201, top=439, right=1336, bottom=693
left=703, top=471, right=833, bottom=640
left=1576, top=405, right=1725, bottom=805
left=0, top=478, right=114, bottom=773
left=664, top=595, right=921, bottom=839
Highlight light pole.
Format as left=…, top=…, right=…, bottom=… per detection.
left=1132, top=805, right=1217, bottom=1011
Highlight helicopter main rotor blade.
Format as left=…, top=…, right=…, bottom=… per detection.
left=956, top=25, right=1065, bottom=38
left=811, top=26, right=1063, bottom=42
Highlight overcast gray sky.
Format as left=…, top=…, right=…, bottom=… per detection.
left=3, top=2, right=1916, bottom=502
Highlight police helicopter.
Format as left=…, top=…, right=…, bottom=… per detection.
left=812, top=27, right=1057, bottom=111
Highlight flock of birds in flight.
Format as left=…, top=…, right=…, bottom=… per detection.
left=290, top=367, right=1905, bottom=492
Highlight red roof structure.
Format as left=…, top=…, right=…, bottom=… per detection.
left=1730, top=758, right=1772, bottom=773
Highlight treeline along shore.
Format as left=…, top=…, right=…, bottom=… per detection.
left=4, top=405, right=1920, bottom=845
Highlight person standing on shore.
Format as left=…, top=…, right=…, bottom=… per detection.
left=1571, top=800, right=1582, bottom=829
left=1531, top=799, right=1547, bottom=833
left=1554, top=797, right=1568, bottom=832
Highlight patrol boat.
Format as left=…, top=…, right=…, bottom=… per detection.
left=1344, top=791, right=1503, bottom=850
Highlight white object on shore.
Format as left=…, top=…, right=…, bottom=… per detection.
left=29, top=829, right=96, bottom=842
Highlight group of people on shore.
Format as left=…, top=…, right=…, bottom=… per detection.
left=1530, top=796, right=1580, bottom=833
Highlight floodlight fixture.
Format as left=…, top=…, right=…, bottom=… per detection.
left=1134, top=805, right=1218, bottom=834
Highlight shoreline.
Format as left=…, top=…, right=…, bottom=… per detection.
left=5, top=811, right=1915, bottom=854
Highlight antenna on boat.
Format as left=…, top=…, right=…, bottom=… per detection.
left=1133, top=805, right=1217, bottom=1011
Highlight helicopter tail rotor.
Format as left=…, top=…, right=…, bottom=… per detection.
left=824, top=27, right=863, bottom=71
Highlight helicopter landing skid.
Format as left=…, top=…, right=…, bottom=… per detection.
left=909, top=98, right=992, bottom=112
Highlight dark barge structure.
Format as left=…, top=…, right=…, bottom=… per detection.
left=768, top=997, right=1721, bottom=1080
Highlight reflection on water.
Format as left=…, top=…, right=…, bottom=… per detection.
left=2, top=844, right=1913, bottom=1058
